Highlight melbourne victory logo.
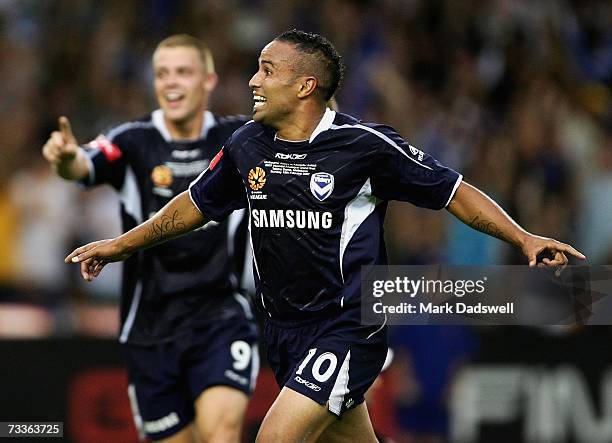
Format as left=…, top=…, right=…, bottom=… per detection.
left=310, top=172, right=334, bottom=201
left=248, top=167, right=267, bottom=191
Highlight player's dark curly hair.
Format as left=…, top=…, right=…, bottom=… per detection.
left=275, top=29, right=345, bottom=101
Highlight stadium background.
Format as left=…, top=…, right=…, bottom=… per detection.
left=0, top=0, right=611, bottom=442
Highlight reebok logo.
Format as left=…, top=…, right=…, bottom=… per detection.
left=294, top=376, right=321, bottom=391
left=409, top=144, right=424, bottom=161
left=275, top=153, right=307, bottom=160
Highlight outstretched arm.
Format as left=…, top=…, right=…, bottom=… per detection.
left=447, top=181, right=585, bottom=268
left=65, top=190, right=206, bottom=280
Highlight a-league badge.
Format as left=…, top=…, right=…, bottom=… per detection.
left=310, top=172, right=334, bottom=201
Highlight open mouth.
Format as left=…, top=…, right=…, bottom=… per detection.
left=165, top=92, right=185, bottom=108
left=253, top=94, right=267, bottom=109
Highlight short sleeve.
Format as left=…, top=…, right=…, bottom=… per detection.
left=188, top=144, right=247, bottom=221
left=370, top=126, right=462, bottom=209
left=81, top=134, right=127, bottom=189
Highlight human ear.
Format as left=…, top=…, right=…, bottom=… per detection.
left=297, top=77, right=317, bottom=98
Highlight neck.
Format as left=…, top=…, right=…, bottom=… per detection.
left=274, top=105, right=326, bottom=141
left=165, top=110, right=205, bottom=141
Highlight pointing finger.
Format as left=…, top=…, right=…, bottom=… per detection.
left=59, top=116, right=76, bottom=143
left=65, top=242, right=98, bottom=263
left=555, top=243, right=586, bottom=260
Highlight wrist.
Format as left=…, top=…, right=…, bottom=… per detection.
left=114, top=235, right=134, bottom=256
left=514, top=230, right=530, bottom=249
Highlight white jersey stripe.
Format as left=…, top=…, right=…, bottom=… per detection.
left=119, top=280, right=143, bottom=343
left=227, top=209, right=246, bottom=257
left=367, top=313, right=387, bottom=340
left=127, top=384, right=146, bottom=441
left=250, top=343, right=260, bottom=391
left=107, top=121, right=154, bottom=142
left=339, top=179, right=379, bottom=283
left=114, top=127, right=143, bottom=339
left=330, top=123, right=433, bottom=171
left=328, top=350, right=351, bottom=415
left=233, top=292, right=254, bottom=320
left=188, top=187, right=205, bottom=216
left=120, top=166, right=143, bottom=224
left=247, top=195, right=270, bottom=316
left=444, top=174, right=464, bottom=207
left=240, top=241, right=256, bottom=294
left=246, top=197, right=261, bottom=280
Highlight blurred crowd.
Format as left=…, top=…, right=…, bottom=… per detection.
left=1, top=0, right=610, bottom=441
left=3, top=0, right=610, bottom=316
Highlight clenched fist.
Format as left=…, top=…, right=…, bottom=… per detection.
left=42, top=116, right=89, bottom=180
left=42, top=116, right=79, bottom=164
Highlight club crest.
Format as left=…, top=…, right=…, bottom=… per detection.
left=310, top=172, right=334, bottom=201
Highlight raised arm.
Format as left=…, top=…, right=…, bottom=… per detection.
left=65, top=191, right=206, bottom=280
left=447, top=181, right=585, bottom=268
left=42, top=116, right=90, bottom=181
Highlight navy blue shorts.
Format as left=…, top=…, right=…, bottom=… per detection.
left=264, top=305, right=388, bottom=417
left=125, top=294, right=259, bottom=440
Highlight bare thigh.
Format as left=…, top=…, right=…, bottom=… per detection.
left=256, top=387, right=337, bottom=443
left=194, top=386, right=250, bottom=443
left=317, top=402, right=378, bottom=443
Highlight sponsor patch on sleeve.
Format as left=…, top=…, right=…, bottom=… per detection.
left=209, top=148, right=224, bottom=170
left=89, top=135, right=122, bottom=162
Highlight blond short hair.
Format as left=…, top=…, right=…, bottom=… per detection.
left=154, top=34, right=215, bottom=74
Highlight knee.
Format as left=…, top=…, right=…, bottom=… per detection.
left=198, top=420, right=241, bottom=443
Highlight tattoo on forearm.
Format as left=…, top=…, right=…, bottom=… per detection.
left=144, top=210, right=186, bottom=243
left=469, top=215, right=507, bottom=242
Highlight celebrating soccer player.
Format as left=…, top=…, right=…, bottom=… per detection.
left=65, top=30, right=585, bottom=442
left=44, top=35, right=259, bottom=443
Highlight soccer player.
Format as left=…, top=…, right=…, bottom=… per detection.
left=43, top=35, right=259, bottom=443
left=65, top=30, right=586, bottom=443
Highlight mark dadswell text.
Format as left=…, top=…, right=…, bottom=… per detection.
left=422, top=302, right=514, bottom=314
left=373, top=301, right=514, bottom=315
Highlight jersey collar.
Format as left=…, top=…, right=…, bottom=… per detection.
left=309, top=107, right=336, bottom=143
left=152, top=109, right=216, bottom=142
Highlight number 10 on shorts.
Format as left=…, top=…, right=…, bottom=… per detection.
left=296, top=348, right=339, bottom=383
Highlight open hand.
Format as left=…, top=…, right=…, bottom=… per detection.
left=65, top=239, right=132, bottom=281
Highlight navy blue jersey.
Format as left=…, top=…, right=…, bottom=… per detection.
left=83, top=110, right=250, bottom=344
left=189, top=109, right=462, bottom=321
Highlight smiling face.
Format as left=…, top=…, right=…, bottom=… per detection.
left=248, top=40, right=305, bottom=128
left=153, top=46, right=215, bottom=126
